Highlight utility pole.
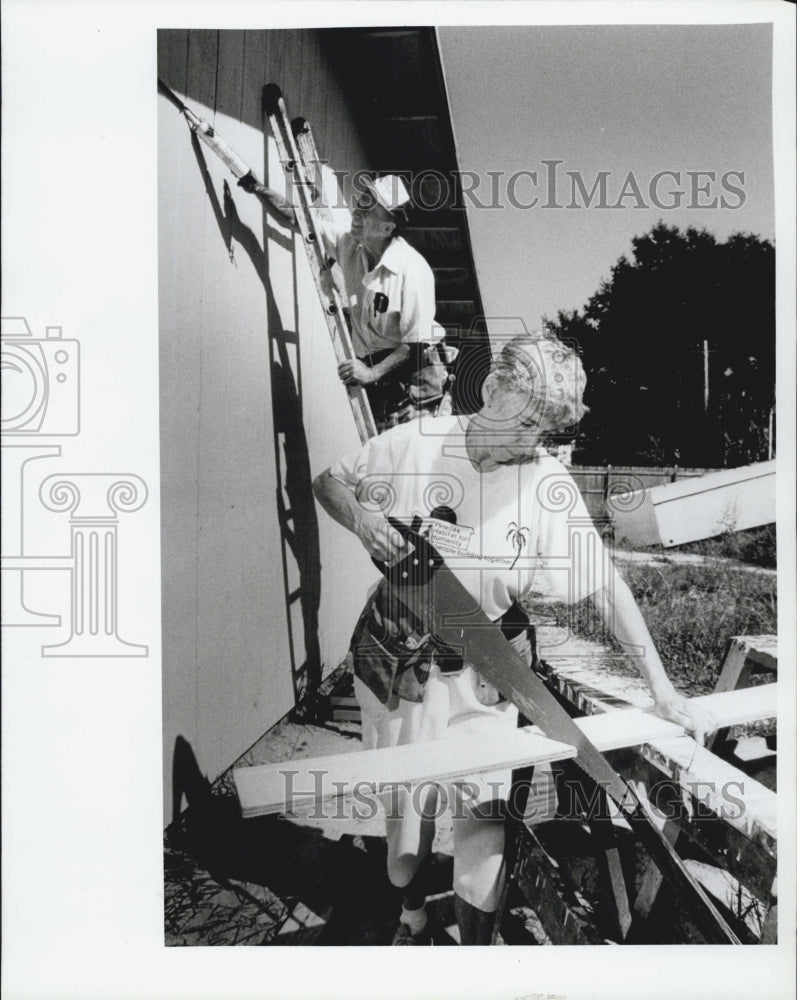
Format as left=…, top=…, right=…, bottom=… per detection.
left=768, top=406, right=774, bottom=460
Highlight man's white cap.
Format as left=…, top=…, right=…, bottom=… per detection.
left=363, top=174, right=411, bottom=214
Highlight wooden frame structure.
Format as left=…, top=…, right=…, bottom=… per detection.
left=232, top=633, right=777, bottom=943
left=536, top=631, right=777, bottom=942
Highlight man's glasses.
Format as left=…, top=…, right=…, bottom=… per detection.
left=353, top=194, right=379, bottom=213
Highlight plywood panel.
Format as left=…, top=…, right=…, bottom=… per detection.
left=161, top=33, right=221, bottom=816
left=159, top=82, right=202, bottom=823
left=298, top=31, right=328, bottom=148
left=195, top=89, right=244, bottom=778
left=215, top=31, right=245, bottom=123
left=242, top=30, right=267, bottom=138
left=281, top=29, right=304, bottom=105
left=321, top=51, right=353, bottom=200
left=157, top=29, right=188, bottom=92
left=161, top=28, right=388, bottom=820
left=186, top=30, right=218, bottom=112
left=192, top=41, right=296, bottom=780
left=265, top=28, right=287, bottom=95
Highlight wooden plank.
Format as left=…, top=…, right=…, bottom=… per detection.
left=265, top=28, right=287, bottom=95
left=571, top=708, right=683, bottom=749
left=157, top=29, right=188, bottom=93
left=234, top=729, right=577, bottom=818
left=630, top=778, right=681, bottom=919
left=625, top=754, right=777, bottom=904
left=232, top=708, right=692, bottom=819
left=512, top=825, right=605, bottom=945
left=611, top=460, right=776, bottom=547
left=543, top=650, right=778, bottom=858
left=186, top=30, right=219, bottom=113
left=215, top=30, right=245, bottom=123
left=158, top=32, right=211, bottom=818
left=692, top=683, right=777, bottom=729
left=298, top=30, right=328, bottom=148
left=685, top=859, right=766, bottom=939
left=640, top=736, right=776, bottom=856
left=241, top=31, right=267, bottom=131
left=543, top=648, right=778, bottom=730
left=738, top=634, right=778, bottom=671
left=590, top=813, right=633, bottom=939
left=715, top=635, right=777, bottom=694
left=281, top=29, right=304, bottom=107
left=522, top=760, right=558, bottom=826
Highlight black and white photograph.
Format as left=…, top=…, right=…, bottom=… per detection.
left=3, top=3, right=796, bottom=999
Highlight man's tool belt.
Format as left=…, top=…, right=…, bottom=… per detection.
left=362, top=342, right=457, bottom=415
left=350, top=580, right=534, bottom=707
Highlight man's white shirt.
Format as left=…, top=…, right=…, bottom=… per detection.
left=317, top=209, right=443, bottom=357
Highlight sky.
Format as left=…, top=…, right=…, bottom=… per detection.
left=438, top=23, right=774, bottom=328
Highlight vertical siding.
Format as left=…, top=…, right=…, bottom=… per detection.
left=159, top=30, right=376, bottom=821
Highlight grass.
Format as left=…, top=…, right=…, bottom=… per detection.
left=539, top=558, right=777, bottom=695
left=637, top=524, right=777, bottom=569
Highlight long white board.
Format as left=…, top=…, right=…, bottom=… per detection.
left=611, top=460, right=776, bottom=547
left=233, top=708, right=687, bottom=818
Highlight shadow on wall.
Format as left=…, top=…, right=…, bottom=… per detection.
left=189, top=129, right=322, bottom=714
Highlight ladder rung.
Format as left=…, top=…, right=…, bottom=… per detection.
left=272, top=329, right=299, bottom=344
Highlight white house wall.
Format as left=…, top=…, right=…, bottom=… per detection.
left=158, top=30, right=377, bottom=822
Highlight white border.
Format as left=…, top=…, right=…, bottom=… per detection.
left=2, top=3, right=794, bottom=999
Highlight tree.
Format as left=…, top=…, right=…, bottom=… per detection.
left=548, top=223, right=775, bottom=467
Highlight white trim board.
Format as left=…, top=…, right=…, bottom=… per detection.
left=611, top=460, right=776, bottom=547
left=233, top=707, right=687, bottom=819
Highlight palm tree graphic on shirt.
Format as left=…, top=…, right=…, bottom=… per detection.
left=506, top=521, right=530, bottom=570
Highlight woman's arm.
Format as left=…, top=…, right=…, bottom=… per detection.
left=312, top=469, right=405, bottom=562
left=591, top=574, right=717, bottom=743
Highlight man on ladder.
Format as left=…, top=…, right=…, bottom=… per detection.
left=240, top=172, right=456, bottom=432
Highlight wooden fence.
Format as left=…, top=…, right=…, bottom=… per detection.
left=569, top=465, right=717, bottom=523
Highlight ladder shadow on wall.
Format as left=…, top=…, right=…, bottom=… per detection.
left=190, top=134, right=322, bottom=716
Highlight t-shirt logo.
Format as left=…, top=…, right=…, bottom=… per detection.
left=506, top=521, right=530, bottom=569
left=373, top=292, right=389, bottom=315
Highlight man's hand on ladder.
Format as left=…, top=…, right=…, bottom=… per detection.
left=338, top=359, right=376, bottom=386
left=318, top=259, right=344, bottom=304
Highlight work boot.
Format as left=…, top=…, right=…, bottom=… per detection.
left=391, top=921, right=432, bottom=945
left=454, top=893, right=498, bottom=945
